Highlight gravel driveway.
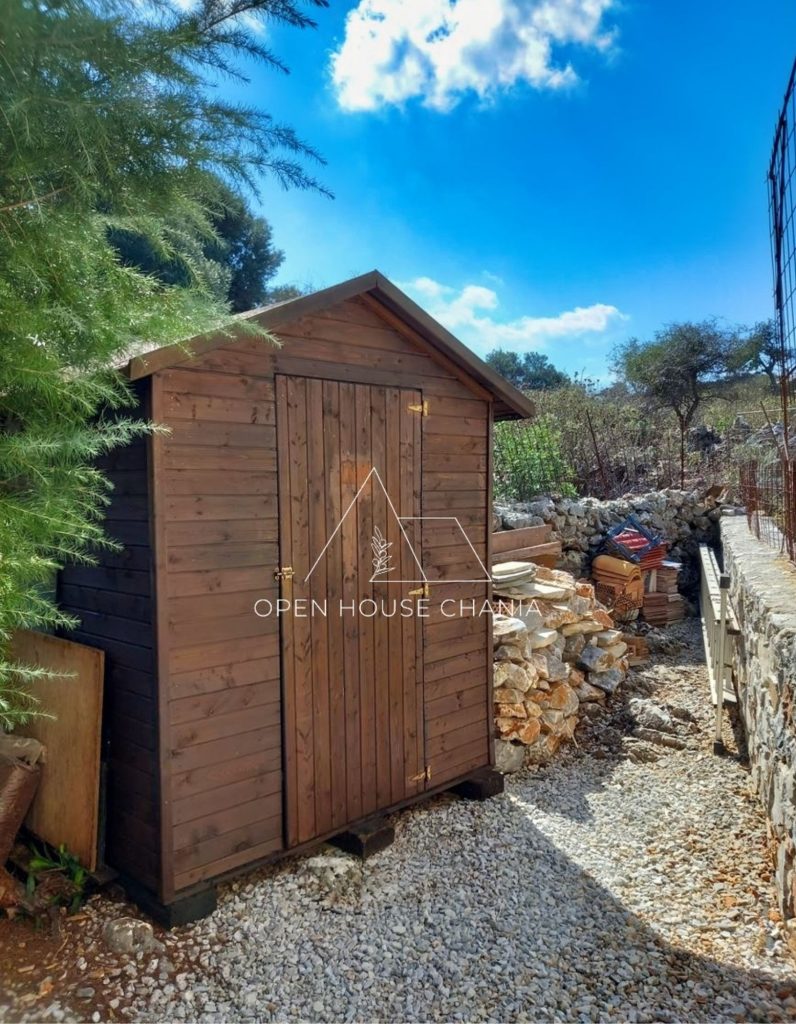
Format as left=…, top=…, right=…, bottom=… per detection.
left=3, top=620, right=796, bottom=1022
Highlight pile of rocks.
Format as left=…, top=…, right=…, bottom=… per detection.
left=495, top=488, right=725, bottom=593
left=493, top=563, right=629, bottom=772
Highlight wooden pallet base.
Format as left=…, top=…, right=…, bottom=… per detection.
left=329, top=817, right=396, bottom=860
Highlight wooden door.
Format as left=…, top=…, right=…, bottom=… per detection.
left=276, top=375, right=426, bottom=848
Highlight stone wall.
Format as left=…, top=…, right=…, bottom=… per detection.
left=495, top=489, right=724, bottom=596
left=493, top=565, right=628, bottom=773
left=721, top=516, right=796, bottom=921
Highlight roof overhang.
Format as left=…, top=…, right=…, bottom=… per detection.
left=124, top=270, right=535, bottom=421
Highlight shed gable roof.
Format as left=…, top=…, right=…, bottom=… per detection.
left=124, top=270, right=534, bottom=421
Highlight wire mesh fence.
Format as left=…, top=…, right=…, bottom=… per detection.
left=736, top=55, right=796, bottom=565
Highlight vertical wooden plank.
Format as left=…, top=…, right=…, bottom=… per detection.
left=415, top=392, right=426, bottom=790
left=307, top=378, right=332, bottom=837
left=355, top=384, right=377, bottom=816
left=287, top=377, right=315, bottom=844
left=323, top=382, right=348, bottom=829
left=370, top=386, right=391, bottom=810
left=275, top=375, right=298, bottom=847
left=149, top=373, right=175, bottom=902
left=400, top=393, right=422, bottom=795
left=339, top=383, right=362, bottom=822
left=385, top=388, right=405, bottom=804
left=485, top=404, right=496, bottom=765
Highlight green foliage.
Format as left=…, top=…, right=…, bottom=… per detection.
left=613, top=320, right=745, bottom=487
left=486, top=349, right=569, bottom=391
left=728, top=319, right=780, bottom=392
left=26, top=843, right=88, bottom=915
left=111, top=175, right=296, bottom=312
left=494, top=416, right=576, bottom=501
left=0, top=0, right=326, bottom=724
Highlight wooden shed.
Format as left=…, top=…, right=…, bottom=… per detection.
left=57, top=271, right=534, bottom=923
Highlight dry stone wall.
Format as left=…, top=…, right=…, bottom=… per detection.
left=492, top=566, right=628, bottom=772
left=721, top=516, right=796, bottom=922
left=495, top=489, right=724, bottom=595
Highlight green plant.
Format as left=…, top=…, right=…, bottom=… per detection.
left=494, top=416, right=576, bottom=501
left=0, top=0, right=326, bottom=724
left=26, top=843, right=88, bottom=914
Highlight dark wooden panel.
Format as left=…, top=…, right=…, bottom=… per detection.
left=171, top=746, right=281, bottom=801
left=169, top=656, right=279, bottom=701
left=492, top=524, right=552, bottom=553
left=172, top=772, right=282, bottom=828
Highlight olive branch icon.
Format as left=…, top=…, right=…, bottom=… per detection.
left=371, top=525, right=393, bottom=578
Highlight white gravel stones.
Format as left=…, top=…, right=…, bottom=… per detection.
left=112, top=623, right=795, bottom=1023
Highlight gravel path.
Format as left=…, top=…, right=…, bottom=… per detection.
left=3, top=620, right=796, bottom=1022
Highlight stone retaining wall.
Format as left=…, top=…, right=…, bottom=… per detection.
left=493, top=566, right=628, bottom=772
left=495, top=489, right=724, bottom=595
left=721, top=516, right=796, bottom=922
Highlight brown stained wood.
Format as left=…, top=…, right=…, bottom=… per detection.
left=8, top=632, right=104, bottom=871
left=385, top=388, right=405, bottom=805
left=164, top=470, right=276, bottom=496
left=274, top=315, right=410, bottom=352
left=425, top=648, right=487, bottom=683
left=339, top=382, right=363, bottom=823
left=166, top=520, right=278, bottom=549
left=423, top=433, right=487, bottom=455
left=424, top=630, right=485, bottom=664
left=492, top=525, right=552, bottom=553
left=422, top=453, right=487, bottom=474
left=275, top=335, right=450, bottom=379
left=169, top=657, right=279, bottom=701
left=355, top=384, right=377, bottom=818
left=422, top=396, right=488, bottom=419
left=171, top=748, right=282, bottom=802
left=489, top=541, right=562, bottom=565
left=169, top=633, right=279, bottom=675
left=425, top=681, right=486, bottom=721
left=426, top=715, right=488, bottom=758
left=431, top=746, right=488, bottom=787
left=167, top=542, right=278, bottom=574
left=173, top=816, right=282, bottom=875
left=174, top=833, right=282, bottom=892
left=168, top=611, right=275, bottom=649
left=370, top=386, right=390, bottom=810
left=322, top=381, right=348, bottom=830
left=424, top=614, right=484, bottom=642
left=426, top=703, right=488, bottom=739
left=287, top=376, right=316, bottom=844
left=168, top=588, right=269, bottom=625
left=164, top=446, right=276, bottom=474
left=424, top=416, right=489, bottom=438
left=307, top=377, right=332, bottom=838
left=173, top=792, right=282, bottom=851
left=162, top=391, right=276, bottom=426
left=423, top=472, right=488, bottom=492
left=166, top=494, right=277, bottom=523
left=170, top=723, right=281, bottom=774
left=421, top=544, right=487, bottom=567
left=172, top=770, right=282, bottom=827
left=160, top=368, right=275, bottom=401
left=166, top=419, right=276, bottom=449
left=170, top=680, right=280, bottom=726
left=167, top=565, right=272, bottom=599
left=424, top=490, right=489, bottom=511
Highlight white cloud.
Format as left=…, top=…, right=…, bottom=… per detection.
left=331, top=0, right=617, bottom=113
left=403, top=276, right=627, bottom=352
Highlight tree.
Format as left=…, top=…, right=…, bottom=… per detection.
left=731, top=319, right=781, bottom=392
left=0, top=0, right=327, bottom=727
left=111, top=177, right=297, bottom=312
left=486, top=349, right=569, bottom=390
left=613, top=320, right=741, bottom=488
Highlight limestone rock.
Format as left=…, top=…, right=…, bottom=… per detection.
left=527, top=628, right=558, bottom=650
left=493, top=687, right=525, bottom=704
left=494, top=661, right=536, bottom=692
left=577, top=645, right=616, bottom=673
left=547, top=681, right=579, bottom=716
left=588, top=667, right=624, bottom=694
left=493, top=642, right=527, bottom=664
left=493, top=739, right=525, bottom=773
left=562, top=633, right=587, bottom=663
left=560, top=619, right=604, bottom=637
left=542, top=603, right=579, bottom=629
left=594, top=629, right=623, bottom=648
left=103, top=917, right=164, bottom=956
left=515, top=719, right=542, bottom=744
left=495, top=702, right=526, bottom=719
left=573, top=680, right=607, bottom=703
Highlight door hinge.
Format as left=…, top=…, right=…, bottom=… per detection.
left=408, top=583, right=430, bottom=598
left=274, top=566, right=294, bottom=582
left=410, top=765, right=432, bottom=783
left=408, top=399, right=429, bottom=416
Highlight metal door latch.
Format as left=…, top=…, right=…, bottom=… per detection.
left=410, top=766, right=432, bottom=783
left=407, top=400, right=429, bottom=416
left=408, top=583, right=429, bottom=598
left=274, top=566, right=294, bottom=582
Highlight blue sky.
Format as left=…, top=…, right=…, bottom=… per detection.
left=225, top=1, right=796, bottom=380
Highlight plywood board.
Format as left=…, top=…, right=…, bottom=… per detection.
left=9, top=631, right=104, bottom=870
